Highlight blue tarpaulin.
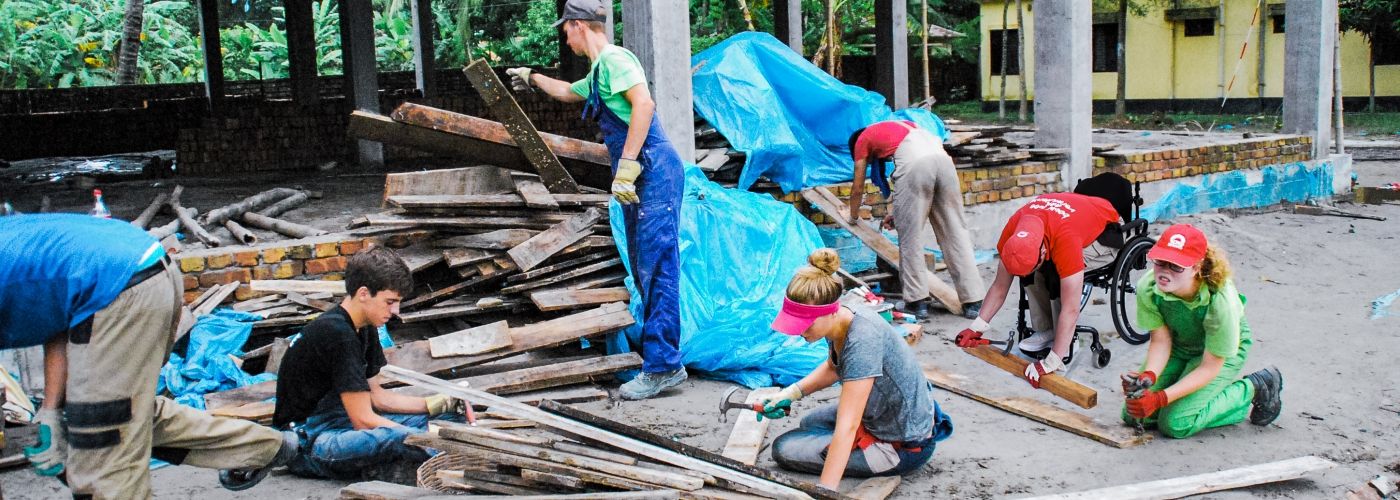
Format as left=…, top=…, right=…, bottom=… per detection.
left=692, top=32, right=949, bottom=192
left=1141, top=161, right=1334, bottom=222
left=158, top=309, right=274, bottom=409
left=608, top=166, right=830, bottom=388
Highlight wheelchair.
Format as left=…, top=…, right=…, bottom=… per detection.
left=1004, top=178, right=1156, bottom=371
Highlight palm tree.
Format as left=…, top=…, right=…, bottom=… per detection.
left=116, top=0, right=146, bottom=85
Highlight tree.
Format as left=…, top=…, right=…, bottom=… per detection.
left=116, top=0, right=145, bottom=85
left=1340, top=0, right=1400, bottom=112
left=1015, top=0, right=1026, bottom=121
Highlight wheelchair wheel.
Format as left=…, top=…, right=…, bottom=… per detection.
left=1110, top=236, right=1156, bottom=345
left=1094, top=348, right=1111, bottom=368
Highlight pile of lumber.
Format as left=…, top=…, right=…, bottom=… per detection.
left=942, top=125, right=1040, bottom=168
left=692, top=118, right=746, bottom=184
left=135, top=185, right=325, bottom=250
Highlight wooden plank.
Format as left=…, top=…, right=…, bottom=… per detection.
left=1021, top=456, right=1337, bottom=500
left=845, top=477, right=900, bottom=500
left=439, top=432, right=704, bottom=490
left=553, top=441, right=641, bottom=466
left=460, top=352, right=641, bottom=395
left=509, top=250, right=615, bottom=283
left=508, top=385, right=611, bottom=406
left=509, top=208, right=604, bottom=272
left=390, top=194, right=611, bottom=209
left=192, top=282, right=240, bottom=317
left=340, top=480, right=439, bottom=500
left=720, top=388, right=779, bottom=466
left=285, top=291, right=335, bottom=312
left=390, top=102, right=611, bottom=167
left=264, top=337, right=293, bottom=374
left=531, top=287, right=632, bottom=312
left=439, top=472, right=555, bottom=495
left=388, top=303, right=634, bottom=374
left=515, top=176, right=562, bottom=209
left=0, top=453, right=31, bottom=470
left=230, top=293, right=285, bottom=312
left=924, top=366, right=1144, bottom=448
left=397, top=297, right=520, bottom=324
left=437, top=421, right=554, bottom=445
left=396, top=242, right=446, bottom=273
left=521, top=469, right=586, bottom=490
left=382, top=165, right=516, bottom=201
left=437, top=229, right=539, bottom=249
left=443, top=247, right=499, bottom=268
left=401, top=273, right=504, bottom=311
left=387, top=368, right=818, bottom=500
left=961, top=345, right=1098, bottom=409
left=250, top=280, right=346, bottom=295
left=464, top=59, right=580, bottom=194
left=428, top=320, right=513, bottom=357
left=800, top=187, right=961, bottom=315
left=357, top=213, right=595, bottom=232
left=408, top=435, right=690, bottom=493
left=500, top=258, right=623, bottom=295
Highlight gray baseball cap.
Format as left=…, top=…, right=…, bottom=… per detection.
left=552, top=0, right=608, bottom=28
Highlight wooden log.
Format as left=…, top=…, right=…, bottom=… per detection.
left=258, top=191, right=310, bottom=218
left=169, top=186, right=225, bottom=247
left=390, top=194, right=611, bottom=209
left=202, top=188, right=300, bottom=227
left=340, top=481, right=438, bottom=500
left=1020, top=456, right=1337, bottom=500
left=250, top=280, right=347, bottom=295
left=428, top=320, right=513, bottom=357
left=961, top=345, right=1098, bottom=409
left=509, top=208, right=604, bottom=272
left=391, top=102, right=611, bottom=167
left=845, top=477, right=900, bottom=500
left=241, top=212, right=328, bottom=239
left=131, top=191, right=169, bottom=229
left=223, top=219, right=258, bottom=245
left=531, top=287, right=632, bottom=312
left=924, top=366, right=1143, bottom=447
left=720, top=387, right=779, bottom=466
left=148, top=206, right=196, bottom=240
left=463, top=59, right=581, bottom=194
left=800, top=187, right=961, bottom=315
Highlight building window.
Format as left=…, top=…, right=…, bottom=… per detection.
left=1271, top=14, right=1284, bottom=33
left=1092, top=23, right=1120, bottom=73
left=1375, top=30, right=1400, bottom=66
left=989, top=29, right=1021, bottom=76
left=1184, top=19, right=1214, bottom=37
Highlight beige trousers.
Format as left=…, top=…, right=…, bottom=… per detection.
left=65, top=258, right=283, bottom=500
left=890, top=129, right=985, bottom=304
left=1024, top=242, right=1118, bottom=333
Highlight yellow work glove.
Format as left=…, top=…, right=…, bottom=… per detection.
left=612, top=158, right=642, bottom=205
left=425, top=394, right=460, bottom=417
left=505, top=67, right=533, bottom=92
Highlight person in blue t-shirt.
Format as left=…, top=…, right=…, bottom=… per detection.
left=0, top=214, right=298, bottom=499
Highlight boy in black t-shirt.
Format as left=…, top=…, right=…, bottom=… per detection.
left=273, top=246, right=461, bottom=479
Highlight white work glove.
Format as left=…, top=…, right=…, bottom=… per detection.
left=756, top=384, right=804, bottom=421
left=1024, top=352, right=1066, bottom=389
left=954, top=317, right=991, bottom=347
left=506, top=67, right=534, bottom=92
left=425, top=394, right=462, bottom=417
left=24, top=408, right=66, bottom=477
left=612, top=158, right=642, bottom=205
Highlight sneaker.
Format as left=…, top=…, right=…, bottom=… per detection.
left=1245, top=366, right=1283, bottom=426
left=619, top=368, right=687, bottom=400
left=1017, top=329, right=1055, bottom=354
left=361, top=457, right=420, bottom=485
left=900, top=299, right=930, bottom=319
left=960, top=301, right=983, bottom=320
left=219, top=430, right=299, bottom=491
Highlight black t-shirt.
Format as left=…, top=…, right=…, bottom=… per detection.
left=272, top=305, right=387, bottom=428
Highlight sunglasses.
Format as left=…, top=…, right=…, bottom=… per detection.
left=1151, top=259, right=1188, bottom=274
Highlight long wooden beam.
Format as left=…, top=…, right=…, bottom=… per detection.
left=463, top=59, right=580, bottom=194
left=962, top=345, right=1098, bottom=409
left=391, top=102, right=611, bottom=167
left=1020, top=456, right=1336, bottom=500
left=924, top=366, right=1144, bottom=448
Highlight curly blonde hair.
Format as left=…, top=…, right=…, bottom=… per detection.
left=1198, top=244, right=1232, bottom=290
left=786, top=249, right=843, bottom=305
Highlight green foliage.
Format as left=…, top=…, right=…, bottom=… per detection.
left=477, top=0, right=559, bottom=66
left=1340, top=0, right=1400, bottom=42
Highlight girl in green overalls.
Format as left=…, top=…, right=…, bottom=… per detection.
left=1121, top=224, right=1283, bottom=438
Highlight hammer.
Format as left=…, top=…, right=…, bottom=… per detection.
left=717, top=387, right=791, bottom=423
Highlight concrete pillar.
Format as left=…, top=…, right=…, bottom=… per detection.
left=284, top=0, right=318, bottom=106
left=1033, top=0, right=1093, bottom=185
left=874, top=0, right=909, bottom=109
left=340, top=0, right=384, bottom=167
left=410, top=0, right=437, bottom=97
left=196, top=0, right=224, bottom=112
left=622, top=0, right=695, bottom=162
left=1282, top=0, right=1336, bottom=159
left=773, top=0, right=803, bottom=55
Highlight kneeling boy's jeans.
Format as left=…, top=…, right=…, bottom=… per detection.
left=286, top=410, right=461, bottom=479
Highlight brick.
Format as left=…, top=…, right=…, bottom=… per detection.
left=181, top=274, right=200, bottom=290
left=1022, top=186, right=1035, bottom=197
left=305, top=256, right=347, bottom=275
left=286, top=244, right=315, bottom=260
left=975, top=169, right=989, bottom=180
left=233, top=285, right=265, bottom=302
left=178, top=256, right=206, bottom=273
left=233, top=250, right=260, bottom=267
left=314, top=241, right=340, bottom=258
left=251, top=263, right=276, bottom=281
left=184, top=290, right=204, bottom=304
left=339, top=239, right=366, bottom=256
left=321, top=273, right=345, bottom=281
left=206, top=253, right=234, bottom=270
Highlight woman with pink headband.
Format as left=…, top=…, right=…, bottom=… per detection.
left=761, top=249, right=953, bottom=489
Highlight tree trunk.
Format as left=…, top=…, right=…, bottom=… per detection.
left=999, top=1, right=1009, bottom=120
left=1369, top=57, right=1376, bottom=113
left=1016, top=0, right=1027, bottom=121
left=116, top=0, right=146, bottom=85
left=922, top=0, right=931, bottom=103
left=1114, top=0, right=1127, bottom=117
left=737, top=0, right=755, bottom=31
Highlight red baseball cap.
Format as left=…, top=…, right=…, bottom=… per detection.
left=1147, top=224, right=1208, bottom=268
left=771, top=297, right=840, bottom=336
left=998, top=215, right=1046, bottom=276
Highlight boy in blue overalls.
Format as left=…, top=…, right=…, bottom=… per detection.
left=506, top=0, right=686, bottom=400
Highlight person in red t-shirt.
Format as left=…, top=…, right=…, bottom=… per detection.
left=954, top=192, right=1121, bottom=385
left=845, top=121, right=984, bottom=320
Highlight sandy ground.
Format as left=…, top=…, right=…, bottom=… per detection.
left=3, top=158, right=1398, bottom=499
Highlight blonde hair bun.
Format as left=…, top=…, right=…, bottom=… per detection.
left=807, top=248, right=841, bottom=275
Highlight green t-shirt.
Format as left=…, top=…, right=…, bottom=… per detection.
left=1135, top=272, right=1250, bottom=359
left=570, top=45, right=648, bottom=126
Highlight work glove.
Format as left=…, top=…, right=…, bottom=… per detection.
left=955, top=317, right=991, bottom=348
left=1126, top=389, right=1169, bottom=419
left=1121, top=371, right=1157, bottom=398
left=425, top=394, right=462, bottom=417
left=506, top=67, right=533, bottom=92
left=756, top=384, right=804, bottom=421
left=24, top=408, right=66, bottom=477
left=1023, top=352, right=1065, bottom=389
left=612, top=158, right=642, bottom=205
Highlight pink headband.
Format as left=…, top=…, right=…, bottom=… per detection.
left=771, top=297, right=840, bottom=336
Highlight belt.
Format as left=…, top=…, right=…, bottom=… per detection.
left=123, top=256, right=169, bottom=292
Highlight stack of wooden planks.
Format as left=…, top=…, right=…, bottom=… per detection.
left=943, top=125, right=1037, bottom=168
left=692, top=118, right=746, bottom=184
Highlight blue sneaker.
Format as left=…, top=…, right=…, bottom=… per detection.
left=619, top=368, right=687, bottom=400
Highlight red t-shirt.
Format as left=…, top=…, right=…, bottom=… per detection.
left=997, top=193, right=1120, bottom=278
left=852, top=121, right=918, bottom=161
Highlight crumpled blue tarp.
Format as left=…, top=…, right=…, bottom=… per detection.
left=608, top=165, right=830, bottom=388
left=692, top=32, right=949, bottom=192
left=158, top=309, right=274, bottom=409
left=1140, top=161, right=1334, bottom=222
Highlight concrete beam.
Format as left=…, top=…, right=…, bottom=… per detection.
left=874, top=0, right=909, bottom=109
left=1282, top=0, right=1336, bottom=159
left=197, top=0, right=224, bottom=112
left=622, top=0, right=695, bottom=162
left=1033, top=0, right=1093, bottom=185
left=410, top=0, right=437, bottom=97
left=340, top=0, right=384, bottom=167
left=284, top=0, right=318, bottom=105
left=773, top=0, right=803, bottom=55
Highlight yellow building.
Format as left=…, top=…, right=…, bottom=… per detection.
left=979, top=1, right=1400, bottom=111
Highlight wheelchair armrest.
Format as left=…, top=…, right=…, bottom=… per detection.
left=1121, top=218, right=1147, bottom=234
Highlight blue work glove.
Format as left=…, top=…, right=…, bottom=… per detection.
left=612, top=158, right=642, bottom=205
left=24, top=408, right=66, bottom=477
left=755, top=384, right=804, bottom=421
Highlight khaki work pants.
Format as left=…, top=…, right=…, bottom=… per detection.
left=890, top=129, right=985, bottom=305
left=1024, top=243, right=1117, bottom=333
left=65, top=257, right=283, bottom=500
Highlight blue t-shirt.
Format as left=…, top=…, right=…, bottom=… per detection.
left=0, top=214, right=163, bottom=349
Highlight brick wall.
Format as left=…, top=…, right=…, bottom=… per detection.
left=1093, top=136, right=1312, bottom=182
left=172, top=231, right=431, bottom=304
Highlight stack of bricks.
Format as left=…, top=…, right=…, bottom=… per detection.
left=172, top=231, right=430, bottom=304
left=1093, top=135, right=1312, bottom=183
